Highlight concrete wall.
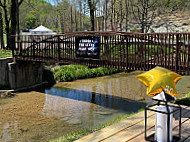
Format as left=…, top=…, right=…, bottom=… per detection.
left=0, top=58, right=43, bottom=89
left=0, top=58, right=13, bottom=88
left=8, top=61, right=43, bottom=89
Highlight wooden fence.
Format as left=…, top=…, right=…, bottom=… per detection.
left=13, top=32, right=190, bottom=75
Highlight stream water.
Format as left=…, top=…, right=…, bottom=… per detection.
left=0, top=71, right=189, bottom=142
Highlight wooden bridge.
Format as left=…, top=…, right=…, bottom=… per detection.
left=13, top=32, right=190, bottom=75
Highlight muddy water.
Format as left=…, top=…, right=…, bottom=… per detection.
left=0, top=71, right=189, bottom=142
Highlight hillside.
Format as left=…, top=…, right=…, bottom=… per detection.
left=151, top=11, right=190, bottom=33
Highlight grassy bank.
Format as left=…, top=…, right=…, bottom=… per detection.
left=52, top=65, right=123, bottom=82
left=0, top=91, right=15, bottom=98
left=0, top=49, right=12, bottom=58
left=176, top=92, right=190, bottom=106
left=49, top=108, right=144, bottom=142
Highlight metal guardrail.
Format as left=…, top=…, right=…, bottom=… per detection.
left=13, top=32, right=190, bottom=75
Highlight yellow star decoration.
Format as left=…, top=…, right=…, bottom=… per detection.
left=136, top=66, right=182, bottom=96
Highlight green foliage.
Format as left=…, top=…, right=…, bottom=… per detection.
left=149, top=28, right=155, bottom=33
left=17, top=0, right=190, bottom=33
left=0, top=49, right=12, bottom=58
left=25, top=11, right=39, bottom=29
left=49, top=129, right=92, bottom=142
left=5, top=91, right=11, bottom=96
left=0, top=90, right=14, bottom=98
left=53, top=65, right=123, bottom=82
left=19, top=0, right=91, bottom=32
left=20, top=0, right=55, bottom=30
left=165, top=0, right=185, bottom=9
left=176, top=92, right=190, bottom=106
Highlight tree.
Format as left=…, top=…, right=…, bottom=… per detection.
left=0, top=0, right=23, bottom=49
left=87, top=0, right=95, bottom=31
left=0, top=10, right=4, bottom=49
left=104, top=0, right=108, bottom=31
left=10, top=0, right=18, bottom=49
left=130, top=0, right=157, bottom=33
left=0, top=0, right=11, bottom=49
left=79, top=0, right=82, bottom=30
left=25, top=12, right=38, bottom=29
left=125, top=0, right=129, bottom=32
left=10, top=0, right=24, bottom=49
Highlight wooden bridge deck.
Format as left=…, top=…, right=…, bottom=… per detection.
left=75, top=105, right=190, bottom=142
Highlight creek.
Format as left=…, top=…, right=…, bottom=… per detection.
left=0, top=71, right=189, bottom=142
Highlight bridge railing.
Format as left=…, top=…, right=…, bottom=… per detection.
left=13, top=32, right=190, bottom=75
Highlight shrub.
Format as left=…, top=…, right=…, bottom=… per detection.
left=0, top=91, right=15, bottom=98
left=0, top=49, right=12, bottom=58
left=176, top=92, right=190, bottom=106
left=43, top=69, right=55, bottom=83
left=53, top=65, right=123, bottom=82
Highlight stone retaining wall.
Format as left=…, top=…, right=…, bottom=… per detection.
left=0, top=58, right=13, bottom=88
left=0, top=58, right=43, bottom=89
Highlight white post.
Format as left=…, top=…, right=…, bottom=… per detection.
left=155, top=106, right=173, bottom=142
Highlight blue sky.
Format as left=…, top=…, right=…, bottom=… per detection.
left=45, top=0, right=103, bottom=17
left=45, top=0, right=76, bottom=6
left=45, top=0, right=57, bottom=5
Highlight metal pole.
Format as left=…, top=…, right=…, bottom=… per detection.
left=175, top=34, right=179, bottom=73
left=145, top=107, right=148, bottom=140
left=166, top=101, right=170, bottom=142
left=179, top=106, right=182, bottom=139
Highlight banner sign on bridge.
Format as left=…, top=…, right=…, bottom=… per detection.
left=75, top=36, right=100, bottom=59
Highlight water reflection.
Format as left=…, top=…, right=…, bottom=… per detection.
left=45, top=87, right=146, bottom=112
left=42, top=92, right=144, bottom=128
left=40, top=72, right=148, bottom=128
left=52, top=72, right=149, bottom=101
left=42, top=86, right=146, bottom=128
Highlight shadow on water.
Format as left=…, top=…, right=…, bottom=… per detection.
left=39, top=87, right=146, bottom=114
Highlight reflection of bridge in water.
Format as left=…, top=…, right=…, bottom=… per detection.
left=41, top=74, right=147, bottom=128
left=13, top=32, right=190, bottom=75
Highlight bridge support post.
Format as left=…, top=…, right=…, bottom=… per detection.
left=33, top=40, right=36, bottom=59
left=8, top=61, right=43, bottom=89
left=18, top=40, right=22, bottom=56
left=175, top=34, right=179, bottom=74
left=58, top=36, right=61, bottom=61
left=0, top=58, right=13, bottom=88
left=188, top=34, right=190, bottom=74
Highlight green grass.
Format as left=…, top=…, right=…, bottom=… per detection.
left=53, top=65, right=123, bottom=82
left=100, top=43, right=174, bottom=60
left=0, top=91, right=15, bottom=98
left=49, top=108, right=144, bottom=142
left=176, top=92, right=190, bottom=106
left=0, top=49, right=12, bottom=58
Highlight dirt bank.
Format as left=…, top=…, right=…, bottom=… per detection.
left=0, top=92, right=81, bottom=142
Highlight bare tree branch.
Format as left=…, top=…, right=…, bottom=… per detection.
left=19, top=0, right=24, bottom=5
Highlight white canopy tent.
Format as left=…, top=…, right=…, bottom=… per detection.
left=31, top=25, right=56, bottom=35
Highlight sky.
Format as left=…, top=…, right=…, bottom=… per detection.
left=45, top=0, right=104, bottom=17
left=45, top=0, right=57, bottom=6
